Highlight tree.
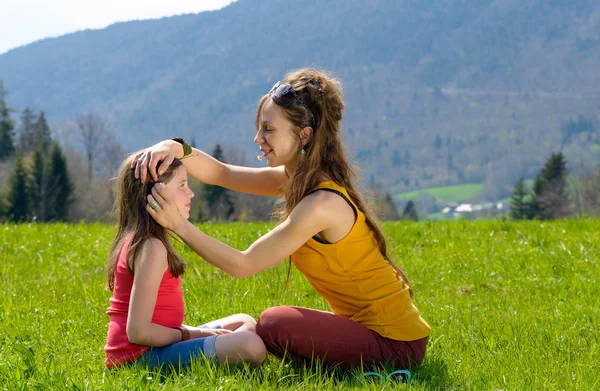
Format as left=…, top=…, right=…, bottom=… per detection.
left=0, top=81, right=15, bottom=160
left=100, top=130, right=125, bottom=177
left=510, top=177, right=530, bottom=220
left=76, top=113, right=107, bottom=182
left=45, top=143, right=73, bottom=221
left=219, top=145, right=275, bottom=222
left=532, top=152, right=570, bottom=219
left=561, top=114, right=595, bottom=145
left=401, top=200, right=419, bottom=221
left=376, top=193, right=400, bottom=221
left=28, top=148, right=46, bottom=220
left=0, top=193, right=4, bottom=221
left=198, top=144, right=235, bottom=221
left=33, top=111, right=52, bottom=152
left=572, top=167, right=600, bottom=216
left=5, top=155, right=29, bottom=222
left=392, top=150, right=402, bottom=166
left=17, top=108, right=36, bottom=152
left=434, top=134, right=443, bottom=150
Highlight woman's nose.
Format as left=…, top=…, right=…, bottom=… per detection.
left=254, top=130, right=264, bottom=145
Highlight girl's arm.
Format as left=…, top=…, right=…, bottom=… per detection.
left=127, top=239, right=232, bottom=346
left=126, top=238, right=184, bottom=346
left=147, top=187, right=332, bottom=278
left=132, top=139, right=287, bottom=196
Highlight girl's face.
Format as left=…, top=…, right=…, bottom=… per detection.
left=254, top=99, right=302, bottom=171
left=162, top=166, right=194, bottom=219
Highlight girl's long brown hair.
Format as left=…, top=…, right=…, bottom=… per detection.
left=106, top=155, right=185, bottom=291
left=256, top=68, right=413, bottom=296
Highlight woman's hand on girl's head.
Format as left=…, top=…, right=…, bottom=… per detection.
left=131, top=140, right=182, bottom=183
left=146, top=183, right=187, bottom=233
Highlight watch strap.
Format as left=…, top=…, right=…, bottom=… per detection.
left=177, top=326, right=191, bottom=341
left=172, top=137, right=192, bottom=157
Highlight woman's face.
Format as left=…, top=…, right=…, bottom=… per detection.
left=254, top=99, right=302, bottom=170
left=161, top=166, right=194, bottom=220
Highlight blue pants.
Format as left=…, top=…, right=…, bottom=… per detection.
left=138, top=324, right=220, bottom=368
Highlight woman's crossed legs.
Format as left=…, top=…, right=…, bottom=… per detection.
left=256, top=306, right=428, bottom=371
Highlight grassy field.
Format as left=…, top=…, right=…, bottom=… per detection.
left=395, top=184, right=484, bottom=203
left=1, top=220, right=599, bottom=390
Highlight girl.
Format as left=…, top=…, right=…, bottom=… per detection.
left=104, top=155, right=266, bottom=369
left=134, top=68, right=431, bottom=371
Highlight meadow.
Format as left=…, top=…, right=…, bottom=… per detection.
left=394, top=184, right=484, bottom=203
left=1, top=220, right=598, bottom=390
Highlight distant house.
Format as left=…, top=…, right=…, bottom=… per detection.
left=442, top=202, right=506, bottom=219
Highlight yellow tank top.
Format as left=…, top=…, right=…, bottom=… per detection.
left=291, top=181, right=431, bottom=341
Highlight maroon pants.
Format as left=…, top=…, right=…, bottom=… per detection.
left=255, top=306, right=428, bottom=371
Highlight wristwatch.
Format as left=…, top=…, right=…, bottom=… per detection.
left=177, top=326, right=191, bottom=341
left=172, top=137, right=192, bottom=158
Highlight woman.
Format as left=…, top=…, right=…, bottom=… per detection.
left=104, top=155, right=266, bottom=369
left=133, top=68, right=431, bottom=371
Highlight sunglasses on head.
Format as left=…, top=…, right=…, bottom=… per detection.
left=269, top=81, right=316, bottom=128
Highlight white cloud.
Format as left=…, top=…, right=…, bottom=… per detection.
left=0, top=0, right=236, bottom=54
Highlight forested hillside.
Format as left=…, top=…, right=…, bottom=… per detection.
left=1, top=0, right=599, bottom=197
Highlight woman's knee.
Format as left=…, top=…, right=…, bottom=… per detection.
left=256, top=306, right=304, bottom=355
left=256, top=306, right=294, bottom=337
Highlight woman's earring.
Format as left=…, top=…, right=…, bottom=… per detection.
left=301, top=149, right=306, bottom=155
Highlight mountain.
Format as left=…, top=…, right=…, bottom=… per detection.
left=1, top=0, right=599, bottom=197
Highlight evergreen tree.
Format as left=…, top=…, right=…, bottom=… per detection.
left=392, top=150, right=402, bottom=166
left=510, top=177, right=530, bottom=220
left=530, top=175, right=543, bottom=218
left=33, top=111, right=52, bottom=152
left=0, top=81, right=15, bottom=160
left=28, top=148, right=46, bottom=220
left=198, top=144, right=235, bottom=221
left=45, top=143, right=73, bottom=221
left=5, top=155, right=29, bottom=222
left=402, top=200, right=419, bottom=221
left=532, top=152, right=570, bottom=219
left=434, top=134, right=443, bottom=150
left=17, top=108, right=36, bottom=152
left=0, top=193, right=4, bottom=221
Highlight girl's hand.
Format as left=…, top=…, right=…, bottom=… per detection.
left=189, top=328, right=233, bottom=339
left=146, top=183, right=187, bottom=233
left=131, top=140, right=183, bottom=183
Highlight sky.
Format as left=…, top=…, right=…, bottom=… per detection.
left=0, top=0, right=236, bottom=55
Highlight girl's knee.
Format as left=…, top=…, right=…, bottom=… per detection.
left=215, top=330, right=267, bottom=366
left=238, top=331, right=267, bottom=365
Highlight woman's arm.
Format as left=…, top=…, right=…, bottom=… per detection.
left=132, top=139, right=287, bottom=196
left=147, top=187, right=330, bottom=278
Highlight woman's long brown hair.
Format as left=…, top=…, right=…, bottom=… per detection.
left=256, top=68, right=413, bottom=296
left=106, top=155, right=185, bottom=291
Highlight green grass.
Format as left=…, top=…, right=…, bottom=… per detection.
left=396, top=184, right=484, bottom=203
left=1, top=221, right=599, bottom=390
